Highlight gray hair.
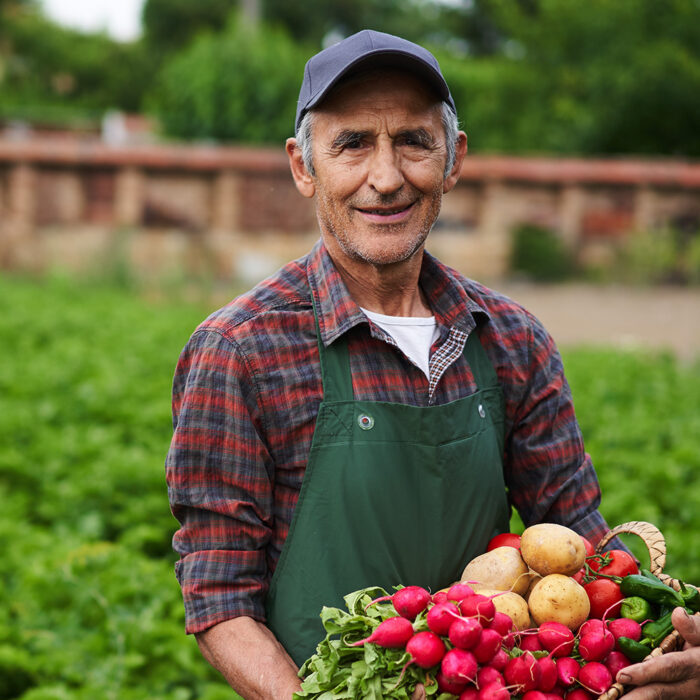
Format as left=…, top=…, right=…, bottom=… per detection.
left=296, top=101, right=460, bottom=179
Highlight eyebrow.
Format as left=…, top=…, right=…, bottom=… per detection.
left=330, top=130, right=367, bottom=150
left=330, top=127, right=437, bottom=150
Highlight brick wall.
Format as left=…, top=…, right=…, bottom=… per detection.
left=1, top=139, right=698, bottom=283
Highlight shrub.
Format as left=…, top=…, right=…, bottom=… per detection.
left=509, top=223, right=576, bottom=282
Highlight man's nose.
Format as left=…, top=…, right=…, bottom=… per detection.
left=367, top=142, right=404, bottom=194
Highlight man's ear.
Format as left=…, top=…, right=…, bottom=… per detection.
left=443, top=131, right=468, bottom=194
left=286, top=138, right=315, bottom=198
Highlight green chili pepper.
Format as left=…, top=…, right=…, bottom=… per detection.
left=620, top=574, right=685, bottom=608
left=679, top=582, right=700, bottom=613
left=642, top=611, right=676, bottom=647
left=621, top=596, right=653, bottom=623
left=617, top=636, right=652, bottom=663
left=640, top=568, right=664, bottom=583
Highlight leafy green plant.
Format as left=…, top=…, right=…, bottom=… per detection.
left=509, top=223, right=576, bottom=282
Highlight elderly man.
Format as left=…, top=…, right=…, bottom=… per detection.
left=165, top=31, right=700, bottom=699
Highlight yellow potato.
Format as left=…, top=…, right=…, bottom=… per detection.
left=520, top=523, right=586, bottom=576
left=475, top=588, right=531, bottom=631
left=461, top=546, right=530, bottom=596
left=528, top=574, right=590, bottom=631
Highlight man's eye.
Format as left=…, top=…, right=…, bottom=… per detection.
left=344, top=139, right=363, bottom=149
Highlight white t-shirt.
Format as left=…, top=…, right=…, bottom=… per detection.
left=361, top=308, right=439, bottom=379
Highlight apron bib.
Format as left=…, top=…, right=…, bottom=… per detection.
left=266, top=309, right=511, bottom=666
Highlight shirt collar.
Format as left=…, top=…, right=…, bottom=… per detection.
left=306, top=238, right=491, bottom=347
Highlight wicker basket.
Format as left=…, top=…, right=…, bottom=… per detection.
left=594, top=521, right=698, bottom=700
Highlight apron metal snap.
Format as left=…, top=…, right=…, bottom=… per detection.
left=357, top=413, right=375, bottom=430
left=478, top=404, right=486, bottom=418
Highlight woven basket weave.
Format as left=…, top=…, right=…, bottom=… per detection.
left=594, top=521, right=698, bottom=700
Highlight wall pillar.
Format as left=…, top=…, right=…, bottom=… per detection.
left=211, top=170, right=242, bottom=231
left=559, top=184, right=585, bottom=249
left=114, top=166, right=144, bottom=227
left=0, top=163, right=40, bottom=269
left=634, top=185, right=659, bottom=233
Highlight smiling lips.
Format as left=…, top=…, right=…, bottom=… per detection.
left=356, top=201, right=416, bottom=223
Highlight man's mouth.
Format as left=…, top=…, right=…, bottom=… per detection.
left=356, top=201, right=415, bottom=223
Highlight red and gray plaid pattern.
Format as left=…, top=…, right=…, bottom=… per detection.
left=166, top=238, right=610, bottom=634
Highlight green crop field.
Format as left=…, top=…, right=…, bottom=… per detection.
left=1, top=273, right=698, bottom=699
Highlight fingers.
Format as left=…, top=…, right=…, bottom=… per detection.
left=672, top=607, right=700, bottom=646
left=617, top=646, right=700, bottom=698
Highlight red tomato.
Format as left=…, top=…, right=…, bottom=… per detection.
left=581, top=536, right=596, bottom=558
left=573, top=567, right=586, bottom=584
left=486, top=533, right=522, bottom=552
left=584, top=578, right=624, bottom=619
left=589, top=549, right=638, bottom=578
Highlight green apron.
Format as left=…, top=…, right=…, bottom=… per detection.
left=266, top=309, right=511, bottom=667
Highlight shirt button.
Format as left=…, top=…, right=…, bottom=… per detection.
left=478, top=404, right=486, bottom=418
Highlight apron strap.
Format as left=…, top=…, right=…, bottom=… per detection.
left=463, top=325, right=499, bottom=391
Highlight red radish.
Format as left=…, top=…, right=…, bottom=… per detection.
left=538, top=621, right=575, bottom=657
left=459, top=688, right=479, bottom=700
left=505, top=651, right=542, bottom=694
left=556, top=656, right=580, bottom=687
left=536, top=655, right=558, bottom=692
left=436, top=669, right=468, bottom=695
left=365, top=586, right=431, bottom=620
left=607, top=617, right=642, bottom=648
left=448, top=582, right=477, bottom=601
left=565, top=690, right=593, bottom=700
left=490, top=648, right=509, bottom=671
left=477, top=665, right=505, bottom=688
left=474, top=627, right=503, bottom=664
left=521, top=633, right=544, bottom=652
left=404, top=630, right=445, bottom=668
left=489, top=611, right=514, bottom=637
left=449, top=616, right=482, bottom=650
left=433, top=590, right=448, bottom=604
left=579, top=618, right=606, bottom=637
left=604, top=650, right=632, bottom=679
left=522, top=692, right=549, bottom=700
left=578, top=661, right=613, bottom=695
left=349, top=616, right=413, bottom=648
left=460, top=594, right=496, bottom=623
left=427, top=601, right=460, bottom=636
left=578, top=628, right=615, bottom=662
left=479, top=683, right=510, bottom=700
left=441, top=648, right=479, bottom=685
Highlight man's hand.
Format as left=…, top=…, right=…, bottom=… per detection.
left=617, top=608, right=700, bottom=699
left=410, top=683, right=426, bottom=700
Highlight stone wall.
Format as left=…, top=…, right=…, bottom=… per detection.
left=1, top=138, right=699, bottom=285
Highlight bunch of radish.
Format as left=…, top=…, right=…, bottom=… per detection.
left=345, top=582, right=638, bottom=699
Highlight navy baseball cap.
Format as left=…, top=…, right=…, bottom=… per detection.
left=295, top=29, right=456, bottom=133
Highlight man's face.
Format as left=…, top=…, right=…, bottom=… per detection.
left=300, top=70, right=463, bottom=270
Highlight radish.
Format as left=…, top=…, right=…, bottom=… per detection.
left=489, top=611, right=514, bottom=637
left=404, top=630, right=446, bottom=668
left=578, top=661, right=613, bottom=695
left=579, top=618, right=606, bottom=637
left=427, top=601, right=460, bottom=636
left=564, top=690, right=594, bottom=700
left=607, top=617, right=642, bottom=648
left=473, top=627, right=503, bottom=664
left=436, top=669, right=468, bottom=695
left=521, top=633, right=544, bottom=652
left=449, top=615, right=482, bottom=650
left=448, top=582, right=477, bottom=601
left=478, top=683, right=510, bottom=700
left=555, top=656, right=580, bottom=687
left=536, top=655, right=558, bottom=691
left=505, top=651, right=542, bottom=694
left=477, top=666, right=505, bottom=688
left=604, top=650, right=631, bottom=679
left=365, top=585, right=431, bottom=620
left=441, top=648, right=479, bottom=685
left=432, top=590, right=448, bottom=604
left=489, top=648, right=509, bottom=672
left=349, top=616, right=414, bottom=648
left=578, top=627, right=615, bottom=662
left=459, top=688, right=479, bottom=700
left=521, top=692, right=550, bottom=700
left=538, top=621, right=575, bottom=657
left=460, top=594, right=496, bottom=623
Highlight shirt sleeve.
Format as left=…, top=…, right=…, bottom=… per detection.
left=165, top=328, right=274, bottom=634
left=503, top=311, right=613, bottom=547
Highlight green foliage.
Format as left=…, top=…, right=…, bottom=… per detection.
left=1, top=273, right=698, bottom=697
left=150, top=15, right=309, bottom=143
left=509, top=223, right=576, bottom=282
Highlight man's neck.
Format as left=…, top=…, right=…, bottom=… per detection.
left=325, top=243, right=432, bottom=318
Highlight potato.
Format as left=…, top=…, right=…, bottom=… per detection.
left=475, top=588, right=530, bottom=631
left=461, top=546, right=530, bottom=596
left=527, top=574, right=590, bottom=631
left=520, top=523, right=586, bottom=576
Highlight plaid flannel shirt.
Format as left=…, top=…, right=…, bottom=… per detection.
left=166, top=238, right=611, bottom=634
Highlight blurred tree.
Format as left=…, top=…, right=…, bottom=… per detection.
left=149, top=14, right=308, bottom=144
